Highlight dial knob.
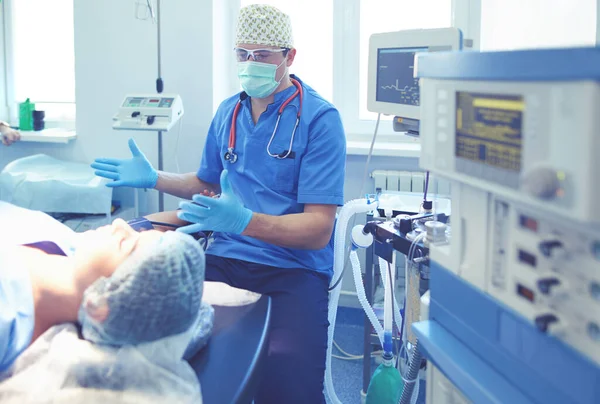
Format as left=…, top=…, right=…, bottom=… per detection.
left=535, top=314, right=559, bottom=333
left=538, top=240, right=564, bottom=258
left=537, top=277, right=561, bottom=295
left=521, top=167, right=561, bottom=200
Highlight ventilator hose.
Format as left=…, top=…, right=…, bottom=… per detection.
left=399, top=340, right=423, bottom=404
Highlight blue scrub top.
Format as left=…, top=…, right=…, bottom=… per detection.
left=0, top=249, right=35, bottom=372
left=197, top=75, right=346, bottom=278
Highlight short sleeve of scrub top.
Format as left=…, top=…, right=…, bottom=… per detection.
left=296, top=107, right=345, bottom=206
left=0, top=249, right=35, bottom=372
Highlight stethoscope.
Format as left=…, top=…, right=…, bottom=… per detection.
left=224, top=78, right=304, bottom=164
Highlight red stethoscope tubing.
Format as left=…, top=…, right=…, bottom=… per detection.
left=225, top=78, right=303, bottom=163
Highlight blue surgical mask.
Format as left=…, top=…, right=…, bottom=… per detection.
left=237, top=59, right=286, bottom=98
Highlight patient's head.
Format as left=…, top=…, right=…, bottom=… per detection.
left=77, top=229, right=205, bottom=346
left=73, top=218, right=163, bottom=280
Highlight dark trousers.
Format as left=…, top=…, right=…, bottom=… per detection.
left=205, top=255, right=330, bottom=404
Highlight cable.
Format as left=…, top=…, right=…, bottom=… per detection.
left=400, top=232, right=426, bottom=371
left=156, top=0, right=162, bottom=89
left=332, top=339, right=384, bottom=361
left=387, top=260, right=399, bottom=360
left=149, top=220, right=179, bottom=228
left=397, top=295, right=407, bottom=369
left=334, top=340, right=363, bottom=358
left=424, top=171, right=430, bottom=202
left=173, top=115, right=184, bottom=173
left=332, top=351, right=384, bottom=361
left=358, top=113, right=381, bottom=200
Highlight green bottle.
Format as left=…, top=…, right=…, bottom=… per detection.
left=19, top=98, right=35, bottom=131
left=365, top=355, right=403, bottom=404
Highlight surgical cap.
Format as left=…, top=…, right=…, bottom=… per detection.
left=78, top=231, right=205, bottom=346
left=235, top=4, right=294, bottom=49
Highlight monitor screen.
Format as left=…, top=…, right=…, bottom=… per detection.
left=376, top=47, right=427, bottom=106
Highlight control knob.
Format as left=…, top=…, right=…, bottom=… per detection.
left=521, top=166, right=561, bottom=200
left=534, top=314, right=560, bottom=333
left=536, top=277, right=563, bottom=295
left=538, top=240, right=566, bottom=259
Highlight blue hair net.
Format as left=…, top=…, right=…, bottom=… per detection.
left=78, top=231, right=205, bottom=346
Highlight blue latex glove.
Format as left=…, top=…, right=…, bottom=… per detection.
left=177, top=170, right=253, bottom=234
left=91, top=138, right=158, bottom=188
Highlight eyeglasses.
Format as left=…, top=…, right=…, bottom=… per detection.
left=234, top=47, right=287, bottom=62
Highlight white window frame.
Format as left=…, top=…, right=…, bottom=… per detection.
left=598, top=0, right=600, bottom=44
left=1, top=0, right=76, bottom=129
left=0, top=1, right=9, bottom=122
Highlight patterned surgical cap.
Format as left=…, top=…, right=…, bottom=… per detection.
left=235, top=4, right=294, bottom=49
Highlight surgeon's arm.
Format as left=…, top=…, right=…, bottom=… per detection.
left=155, top=171, right=220, bottom=200
left=243, top=203, right=337, bottom=250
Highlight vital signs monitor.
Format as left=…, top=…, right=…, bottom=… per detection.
left=367, top=28, right=462, bottom=120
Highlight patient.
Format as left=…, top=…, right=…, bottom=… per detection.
left=0, top=204, right=212, bottom=403
left=0, top=202, right=210, bottom=372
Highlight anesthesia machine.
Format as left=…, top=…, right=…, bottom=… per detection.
left=413, top=47, right=600, bottom=404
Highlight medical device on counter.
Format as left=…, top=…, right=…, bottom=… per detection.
left=366, top=28, right=463, bottom=136
left=413, top=47, right=600, bottom=404
left=112, top=94, right=183, bottom=132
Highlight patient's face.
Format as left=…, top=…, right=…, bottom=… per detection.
left=73, top=219, right=164, bottom=280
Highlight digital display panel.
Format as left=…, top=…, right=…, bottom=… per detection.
left=455, top=92, right=523, bottom=172
left=376, top=47, right=427, bottom=106
left=124, top=97, right=144, bottom=107
left=159, top=98, right=174, bottom=108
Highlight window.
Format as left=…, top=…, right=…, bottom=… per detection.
left=480, top=0, right=597, bottom=51
left=4, top=0, right=76, bottom=123
left=239, top=0, right=334, bottom=102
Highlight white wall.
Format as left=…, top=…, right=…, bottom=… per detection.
left=0, top=0, right=213, bottom=214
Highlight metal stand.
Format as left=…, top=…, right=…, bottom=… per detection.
left=362, top=235, right=375, bottom=395
left=156, top=0, right=164, bottom=212
left=158, top=130, right=164, bottom=211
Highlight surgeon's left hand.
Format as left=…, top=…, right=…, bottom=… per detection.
left=177, top=170, right=253, bottom=234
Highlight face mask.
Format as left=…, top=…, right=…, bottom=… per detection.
left=237, top=58, right=287, bottom=98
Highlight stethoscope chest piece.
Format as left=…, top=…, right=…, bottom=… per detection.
left=224, top=147, right=238, bottom=164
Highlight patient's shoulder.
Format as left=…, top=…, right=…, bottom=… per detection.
left=0, top=202, right=76, bottom=253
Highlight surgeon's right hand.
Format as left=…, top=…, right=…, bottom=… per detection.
left=91, top=138, right=158, bottom=188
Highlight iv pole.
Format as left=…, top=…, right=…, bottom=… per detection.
left=155, top=0, right=165, bottom=212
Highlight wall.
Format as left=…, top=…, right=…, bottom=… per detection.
left=0, top=0, right=213, bottom=214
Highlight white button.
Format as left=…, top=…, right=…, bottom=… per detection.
left=437, top=104, right=448, bottom=114
left=438, top=118, right=447, bottom=128
left=438, top=131, right=448, bottom=142
left=437, top=90, right=448, bottom=100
